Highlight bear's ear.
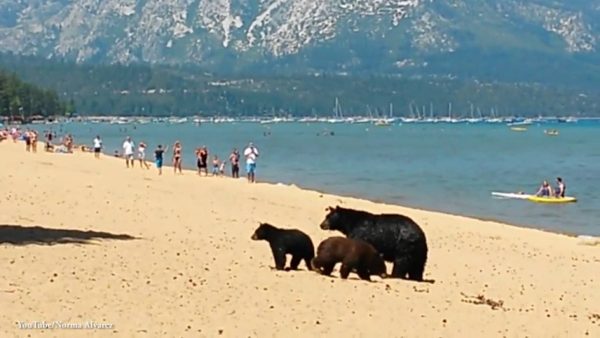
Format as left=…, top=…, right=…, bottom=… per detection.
left=325, top=206, right=332, bottom=212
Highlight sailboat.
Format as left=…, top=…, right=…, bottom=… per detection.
left=327, top=97, right=346, bottom=123
left=374, top=103, right=395, bottom=126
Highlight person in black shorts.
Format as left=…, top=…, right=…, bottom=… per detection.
left=229, top=148, right=240, bottom=178
left=93, top=135, right=102, bottom=158
left=195, top=146, right=209, bottom=176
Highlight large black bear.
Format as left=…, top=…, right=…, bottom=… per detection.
left=311, top=236, right=387, bottom=281
left=319, top=206, right=428, bottom=281
left=251, top=223, right=315, bottom=271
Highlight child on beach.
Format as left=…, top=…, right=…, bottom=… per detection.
left=212, top=155, right=220, bottom=176
left=65, top=134, right=74, bottom=153
left=155, top=144, right=168, bottom=175
left=219, top=160, right=226, bottom=176
left=138, top=142, right=150, bottom=169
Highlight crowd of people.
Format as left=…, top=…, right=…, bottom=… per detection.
left=1, top=127, right=79, bottom=154
left=93, top=136, right=261, bottom=182
left=2, top=127, right=262, bottom=183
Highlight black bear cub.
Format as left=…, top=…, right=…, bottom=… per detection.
left=311, top=237, right=387, bottom=281
left=251, top=223, right=315, bottom=271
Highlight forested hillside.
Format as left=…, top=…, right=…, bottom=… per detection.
left=0, top=67, right=71, bottom=122
left=1, top=53, right=599, bottom=117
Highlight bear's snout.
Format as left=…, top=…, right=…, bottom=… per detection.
left=319, top=220, right=330, bottom=230
left=251, top=233, right=258, bottom=240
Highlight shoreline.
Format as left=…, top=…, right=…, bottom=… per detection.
left=3, top=137, right=596, bottom=239
left=1, top=140, right=592, bottom=243
left=2, top=140, right=599, bottom=337
left=53, top=143, right=598, bottom=239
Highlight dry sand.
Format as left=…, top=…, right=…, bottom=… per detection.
left=0, top=141, right=599, bottom=338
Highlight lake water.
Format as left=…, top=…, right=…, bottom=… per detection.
left=31, top=120, right=600, bottom=236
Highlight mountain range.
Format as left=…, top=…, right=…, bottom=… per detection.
left=1, top=0, right=599, bottom=86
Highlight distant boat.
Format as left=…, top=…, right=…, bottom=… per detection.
left=510, top=127, right=527, bottom=132
left=507, top=119, right=533, bottom=127
left=565, top=117, right=578, bottom=123
left=374, top=120, right=391, bottom=126
left=544, top=129, right=559, bottom=136
left=374, top=103, right=395, bottom=126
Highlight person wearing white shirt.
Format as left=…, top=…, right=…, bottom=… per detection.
left=122, top=137, right=135, bottom=168
left=93, top=135, right=102, bottom=159
left=243, top=142, right=259, bottom=183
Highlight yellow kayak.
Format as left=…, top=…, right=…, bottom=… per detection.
left=527, top=196, right=577, bottom=203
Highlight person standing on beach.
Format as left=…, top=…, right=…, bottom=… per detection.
left=219, top=160, right=226, bottom=176
left=24, top=130, right=32, bottom=152
left=173, top=141, right=183, bottom=174
left=45, top=130, right=53, bottom=152
left=123, top=137, right=135, bottom=168
left=137, top=142, right=150, bottom=169
left=243, top=142, right=259, bottom=183
left=154, top=144, right=167, bottom=175
left=211, top=155, right=220, bottom=176
left=195, top=146, right=209, bottom=176
left=31, top=130, right=38, bottom=153
left=229, top=148, right=240, bottom=178
left=93, top=135, right=102, bottom=159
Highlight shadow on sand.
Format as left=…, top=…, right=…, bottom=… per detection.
left=0, top=224, right=137, bottom=246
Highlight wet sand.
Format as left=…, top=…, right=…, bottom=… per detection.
left=1, top=141, right=599, bottom=337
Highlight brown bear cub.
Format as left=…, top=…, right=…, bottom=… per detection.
left=251, top=223, right=315, bottom=271
left=311, top=237, right=387, bottom=281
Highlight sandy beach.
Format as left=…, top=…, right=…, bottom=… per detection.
left=1, top=140, right=599, bottom=338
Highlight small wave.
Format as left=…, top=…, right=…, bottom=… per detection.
left=577, top=235, right=600, bottom=246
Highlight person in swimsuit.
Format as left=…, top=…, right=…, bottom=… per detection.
left=229, top=148, right=240, bottom=178
left=65, top=134, right=74, bottom=153
left=31, top=131, right=38, bottom=153
left=173, top=141, right=182, bottom=174
left=554, top=177, right=566, bottom=198
left=44, top=131, right=53, bottom=152
left=536, top=180, right=553, bottom=197
left=24, top=130, right=31, bottom=152
left=138, top=142, right=150, bottom=169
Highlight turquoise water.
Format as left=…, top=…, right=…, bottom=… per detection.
left=33, top=121, right=600, bottom=236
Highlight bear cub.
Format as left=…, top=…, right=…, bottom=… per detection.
left=251, top=222, right=315, bottom=271
left=311, top=236, right=387, bottom=281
